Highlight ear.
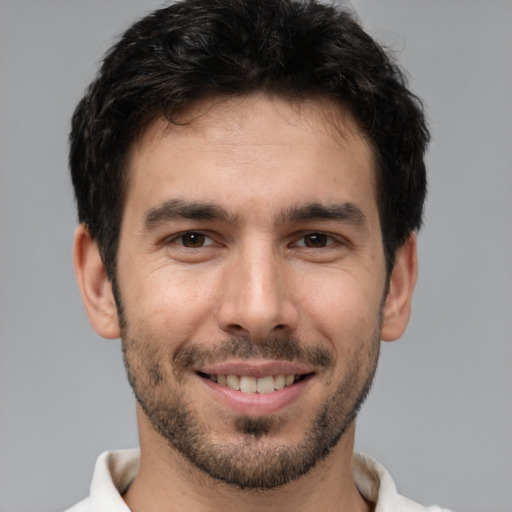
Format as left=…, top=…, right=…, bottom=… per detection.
left=73, top=224, right=121, bottom=339
left=380, top=233, right=418, bottom=342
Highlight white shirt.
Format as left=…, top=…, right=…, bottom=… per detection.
left=65, top=449, right=453, bottom=512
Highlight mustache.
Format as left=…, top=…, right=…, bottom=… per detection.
left=173, top=334, right=334, bottom=373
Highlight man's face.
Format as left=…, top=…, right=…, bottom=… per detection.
left=115, top=95, right=390, bottom=488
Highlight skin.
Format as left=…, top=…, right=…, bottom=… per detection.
left=74, top=94, right=417, bottom=512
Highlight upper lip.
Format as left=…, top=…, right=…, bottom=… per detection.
left=196, top=359, right=314, bottom=378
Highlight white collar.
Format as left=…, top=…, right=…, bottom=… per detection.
left=77, top=449, right=449, bottom=512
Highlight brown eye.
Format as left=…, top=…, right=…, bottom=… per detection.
left=302, top=233, right=330, bottom=248
left=179, top=232, right=207, bottom=248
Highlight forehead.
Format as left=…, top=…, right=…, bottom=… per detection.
left=124, top=94, right=378, bottom=224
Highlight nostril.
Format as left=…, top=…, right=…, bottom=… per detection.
left=229, top=324, right=246, bottom=333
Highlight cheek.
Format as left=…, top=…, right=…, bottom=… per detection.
left=298, top=271, right=384, bottom=346
left=122, top=265, right=221, bottom=342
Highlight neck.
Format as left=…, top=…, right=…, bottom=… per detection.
left=124, top=409, right=373, bottom=512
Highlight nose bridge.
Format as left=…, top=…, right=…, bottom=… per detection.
left=217, top=237, right=298, bottom=339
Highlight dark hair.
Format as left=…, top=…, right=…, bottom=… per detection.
left=70, top=0, right=429, bottom=278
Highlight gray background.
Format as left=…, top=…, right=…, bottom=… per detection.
left=1, top=1, right=511, bottom=511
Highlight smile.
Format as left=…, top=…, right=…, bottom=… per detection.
left=200, top=373, right=303, bottom=394
left=196, top=363, right=314, bottom=415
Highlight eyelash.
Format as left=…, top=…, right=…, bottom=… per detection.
left=291, top=232, right=339, bottom=249
left=167, top=231, right=217, bottom=249
left=165, top=231, right=342, bottom=250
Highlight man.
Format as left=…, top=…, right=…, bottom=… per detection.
left=67, top=0, right=451, bottom=510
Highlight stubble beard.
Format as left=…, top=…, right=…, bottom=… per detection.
left=120, top=324, right=380, bottom=490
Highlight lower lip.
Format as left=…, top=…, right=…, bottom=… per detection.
left=200, top=375, right=312, bottom=416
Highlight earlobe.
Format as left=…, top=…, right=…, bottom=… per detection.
left=380, top=233, right=418, bottom=342
left=73, top=224, right=121, bottom=339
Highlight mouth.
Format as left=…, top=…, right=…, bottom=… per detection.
left=195, top=361, right=316, bottom=414
left=197, top=372, right=309, bottom=394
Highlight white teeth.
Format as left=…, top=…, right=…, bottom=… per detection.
left=240, top=376, right=257, bottom=393
left=274, top=374, right=285, bottom=390
left=209, top=373, right=299, bottom=393
left=256, top=375, right=275, bottom=394
left=226, top=375, right=240, bottom=390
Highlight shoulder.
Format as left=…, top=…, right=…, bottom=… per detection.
left=62, top=497, right=91, bottom=512
left=394, top=493, right=454, bottom=512
left=354, top=452, right=455, bottom=512
left=61, top=449, right=140, bottom=512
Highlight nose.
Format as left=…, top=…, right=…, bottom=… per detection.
left=216, top=244, right=299, bottom=341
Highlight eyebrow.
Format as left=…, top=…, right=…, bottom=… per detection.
left=143, top=199, right=368, bottom=231
left=280, top=202, right=368, bottom=229
left=144, top=199, right=236, bottom=229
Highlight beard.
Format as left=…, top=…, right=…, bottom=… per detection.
left=120, top=324, right=380, bottom=490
